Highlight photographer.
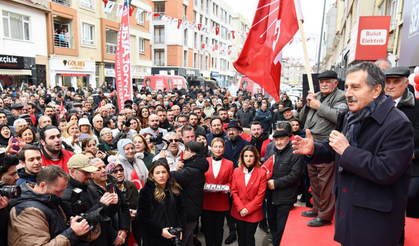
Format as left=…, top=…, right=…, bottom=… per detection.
left=8, top=165, right=90, bottom=246
left=111, top=113, right=137, bottom=140
left=137, top=159, right=186, bottom=246
left=62, top=154, right=123, bottom=246
left=0, top=153, right=19, bottom=245
left=153, top=132, right=183, bottom=171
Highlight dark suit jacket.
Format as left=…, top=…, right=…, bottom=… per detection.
left=223, top=137, right=250, bottom=168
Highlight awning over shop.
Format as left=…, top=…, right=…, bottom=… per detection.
left=0, top=69, right=32, bottom=76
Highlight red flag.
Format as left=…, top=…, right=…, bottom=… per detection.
left=198, top=24, right=202, bottom=30
left=129, top=6, right=135, bottom=16
left=231, top=30, right=235, bottom=39
left=131, top=169, right=145, bottom=190
left=177, top=19, right=183, bottom=29
left=201, top=43, right=205, bottom=49
left=233, top=0, right=302, bottom=101
left=115, top=0, right=133, bottom=111
left=102, top=0, right=108, bottom=4
left=215, top=27, right=220, bottom=35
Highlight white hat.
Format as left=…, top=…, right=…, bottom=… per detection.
left=78, top=118, right=91, bottom=126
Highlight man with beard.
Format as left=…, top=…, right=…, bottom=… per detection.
left=40, top=125, right=74, bottom=172
left=223, top=121, right=250, bottom=244
left=44, top=105, right=58, bottom=126
left=157, top=108, right=175, bottom=132
left=206, top=117, right=226, bottom=144
left=167, top=109, right=175, bottom=124
left=140, top=114, right=168, bottom=152
left=16, top=145, right=43, bottom=186
left=236, top=101, right=254, bottom=128
left=189, top=113, right=206, bottom=135
left=247, top=121, right=271, bottom=162
left=218, top=108, right=230, bottom=130
left=153, top=132, right=183, bottom=171
left=88, top=158, right=130, bottom=245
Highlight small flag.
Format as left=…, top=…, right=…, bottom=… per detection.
left=198, top=24, right=202, bottom=30
left=177, top=19, right=183, bottom=29
left=135, top=9, right=143, bottom=21
left=231, top=30, right=235, bottom=39
left=215, top=27, right=220, bottom=35
left=116, top=4, right=123, bottom=16
left=129, top=6, right=135, bottom=16
left=146, top=11, right=152, bottom=21
left=104, top=1, right=115, bottom=13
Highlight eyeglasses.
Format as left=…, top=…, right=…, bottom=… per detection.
left=168, top=139, right=180, bottom=143
left=112, top=168, right=124, bottom=174
left=76, top=168, right=91, bottom=175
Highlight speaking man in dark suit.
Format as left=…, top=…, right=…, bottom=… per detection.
left=384, top=66, right=419, bottom=219
left=293, top=63, right=414, bottom=246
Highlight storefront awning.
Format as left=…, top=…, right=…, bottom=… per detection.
left=0, top=69, right=32, bottom=76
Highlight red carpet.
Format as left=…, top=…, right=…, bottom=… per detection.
left=281, top=206, right=419, bottom=246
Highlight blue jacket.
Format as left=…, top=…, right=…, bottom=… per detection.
left=254, top=109, right=272, bottom=133
left=223, top=136, right=250, bottom=168
left=306, top=96, right=413, bottom=246
left=206, top=132, right=226, bottom=144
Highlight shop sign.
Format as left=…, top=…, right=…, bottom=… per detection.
left=399, top=0, right=419, bottom=66
left=105, top=69, right=115, bottom=77
left=0, top=55, right=25, bottom=69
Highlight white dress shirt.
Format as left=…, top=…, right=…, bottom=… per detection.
left=243, top=167, right=254, bottom=186
left=212, top=159, right=222, bottom=179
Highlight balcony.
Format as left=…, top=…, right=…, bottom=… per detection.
left=154, top=59, right=165, bottom=66
left=52, top=0, right=71, bottom=7
left=106, top=43, right=117, bottom=54
left=154, top=36, right=165, bottom=43
left=154, top=12, right=165, bottom=20
left=54, top=33, right=74, bottom=48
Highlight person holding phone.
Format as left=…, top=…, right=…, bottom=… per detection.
left=137, top=159, right=186, bottom=246
left=62, top=121, right=82, bottom=154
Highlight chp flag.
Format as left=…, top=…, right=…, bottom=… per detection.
left=115, top=0, right=133, bottom=111
left=233, top=0, right=303, bottom=101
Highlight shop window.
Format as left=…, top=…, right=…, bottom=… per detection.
left=2, top=11, right=31, bottom=41
left=82, top=23, right=95, bottom=45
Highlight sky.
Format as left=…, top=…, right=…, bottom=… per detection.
left=229, top=0, right=337, bottom=64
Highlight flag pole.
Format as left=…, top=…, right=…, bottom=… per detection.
left=298, top=20, right=315, bottom=93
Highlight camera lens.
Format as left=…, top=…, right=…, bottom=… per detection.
left=0, top=185, right=21, bottom=199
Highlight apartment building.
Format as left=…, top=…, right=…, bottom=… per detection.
left=0, top=0, right=49, bottom=89
left=46, top=0, right=152, bottom=89
left=322, top=0, right=404, bottom=77
left=150, top=0, right=241, bottom=88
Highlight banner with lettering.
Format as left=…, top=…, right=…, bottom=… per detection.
left=115, top=0, right=133, bottom=110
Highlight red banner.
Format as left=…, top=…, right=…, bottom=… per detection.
left=233, top=0, right=303, bottom=101
left=115, top=0, right=133, bottom=111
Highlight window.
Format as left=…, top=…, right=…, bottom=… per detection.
left=193, top=11, right=197, bottom=22
left=154, top=25, right=165, bottom=43
left=137, top=10, right=145, bottom=25
left=2, top=11, right=30, bottom=41
left=194, top=53, right=197, bottom=68
left=184, top=29, right=188, bottom=46
left=183, top=5, right=187, bottom=21
left=139, top=38, right=145, bottom=54
left=154, top=49, right=165, bottom=66
left=82, top=23, right=94, bottom=45
left=106, top=29, right=117, bottom=54
left=80, top=0, right=94, bottom=9
left=154, top=2, right=165, bottom=15
left=183, top=50, right=188, bottom=67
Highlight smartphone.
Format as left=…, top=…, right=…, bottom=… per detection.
left=11, top=137, right=20, bottom=152
left=106, top=183, right=114, bottom=193
left=78, top=134, right=89, bottom=140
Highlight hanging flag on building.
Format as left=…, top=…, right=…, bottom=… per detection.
left=104, top=1, right=115, bottom=13
left=116, top=4, right=123, bottom=16
left=135, top=9, right=143, bottom=21
left=115, top=0, right=133, bottom=111
left=233, top=0, right=303, bottom=101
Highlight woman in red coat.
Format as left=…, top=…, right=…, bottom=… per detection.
left=202, top=137, right=234, bottom=246
left=231, top=145, right=267, bottom=246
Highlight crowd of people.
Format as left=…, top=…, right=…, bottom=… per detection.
left=0, top=59, right=417, bottom=246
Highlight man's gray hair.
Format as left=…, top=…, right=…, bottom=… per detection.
left=375, top=58, right=392, bottom=69
left=164, top=132, right=179, bottom=140
left=100, top=127, right=112, bottom=137
left=93, top=115, right=103, bottom=122
left=13, top=119, right=27, bottom=128
left=89, top=158, right=103, bottom=164
left=347, top=63, right=385, bottom=95
left=39, top=115, right=51, bottom=122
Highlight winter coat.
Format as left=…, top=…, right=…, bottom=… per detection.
left=254, top=109, right=272, bottom=133
left=171, top=154, right=209, bottom=222
left=264, top=143, right=303, bottom=205
left=137, top=179, right=187, bottom=246
left=8, top=182, right=77, bottom=246
left=16, top=168, right=37, bottom=186
left=224, top=136, right=251, bottom=168
left=236, top=109, right=255, bottom=128
left=299, top=88, right=346, bottom=142
left=306, top=96, right=413, bottom=246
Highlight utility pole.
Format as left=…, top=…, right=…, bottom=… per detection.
left=317, top=0, right=327, bottom=73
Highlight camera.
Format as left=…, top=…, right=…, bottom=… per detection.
left=168, top=227, right=182, bottom=246
left=122, top=120, right=131, bottom=128
left=0, top=181, right=21, bottom=199
left=149, top=132, right=163, bottom=145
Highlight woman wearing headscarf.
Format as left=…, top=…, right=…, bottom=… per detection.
left=0, top=124, right=12, bottom=148
left=116, top=139, right=149, bottom=187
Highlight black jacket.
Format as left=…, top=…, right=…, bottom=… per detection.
left=171, top=154, right=209, bottom=222
left=160, top=120, right=175, bottom=132
left=267, top=143, right=303, bottom=205
left=137, top=179, right=187, bottom=246
left=16, top=168, right=37, bottom=186
left=62, top=177, right=119, bottom=246
left=236, top=108, right=255, bottom=128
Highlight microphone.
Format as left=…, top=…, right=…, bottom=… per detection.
left=336, top=103, right=349, bottom=132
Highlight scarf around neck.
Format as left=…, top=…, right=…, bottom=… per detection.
left=345, top=95, right=387, bottom=147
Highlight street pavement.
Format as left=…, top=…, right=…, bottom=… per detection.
left=196, top=198, right=307, bottom=246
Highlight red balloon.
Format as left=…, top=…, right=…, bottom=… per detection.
left=415, top=84, right=419, bottom=92
left=415, top=74, right=419, bottom=84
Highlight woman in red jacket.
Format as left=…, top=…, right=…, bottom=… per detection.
left=202, top=137, right=234, bottom=246
left=231, top=145, right=267, bottom=246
